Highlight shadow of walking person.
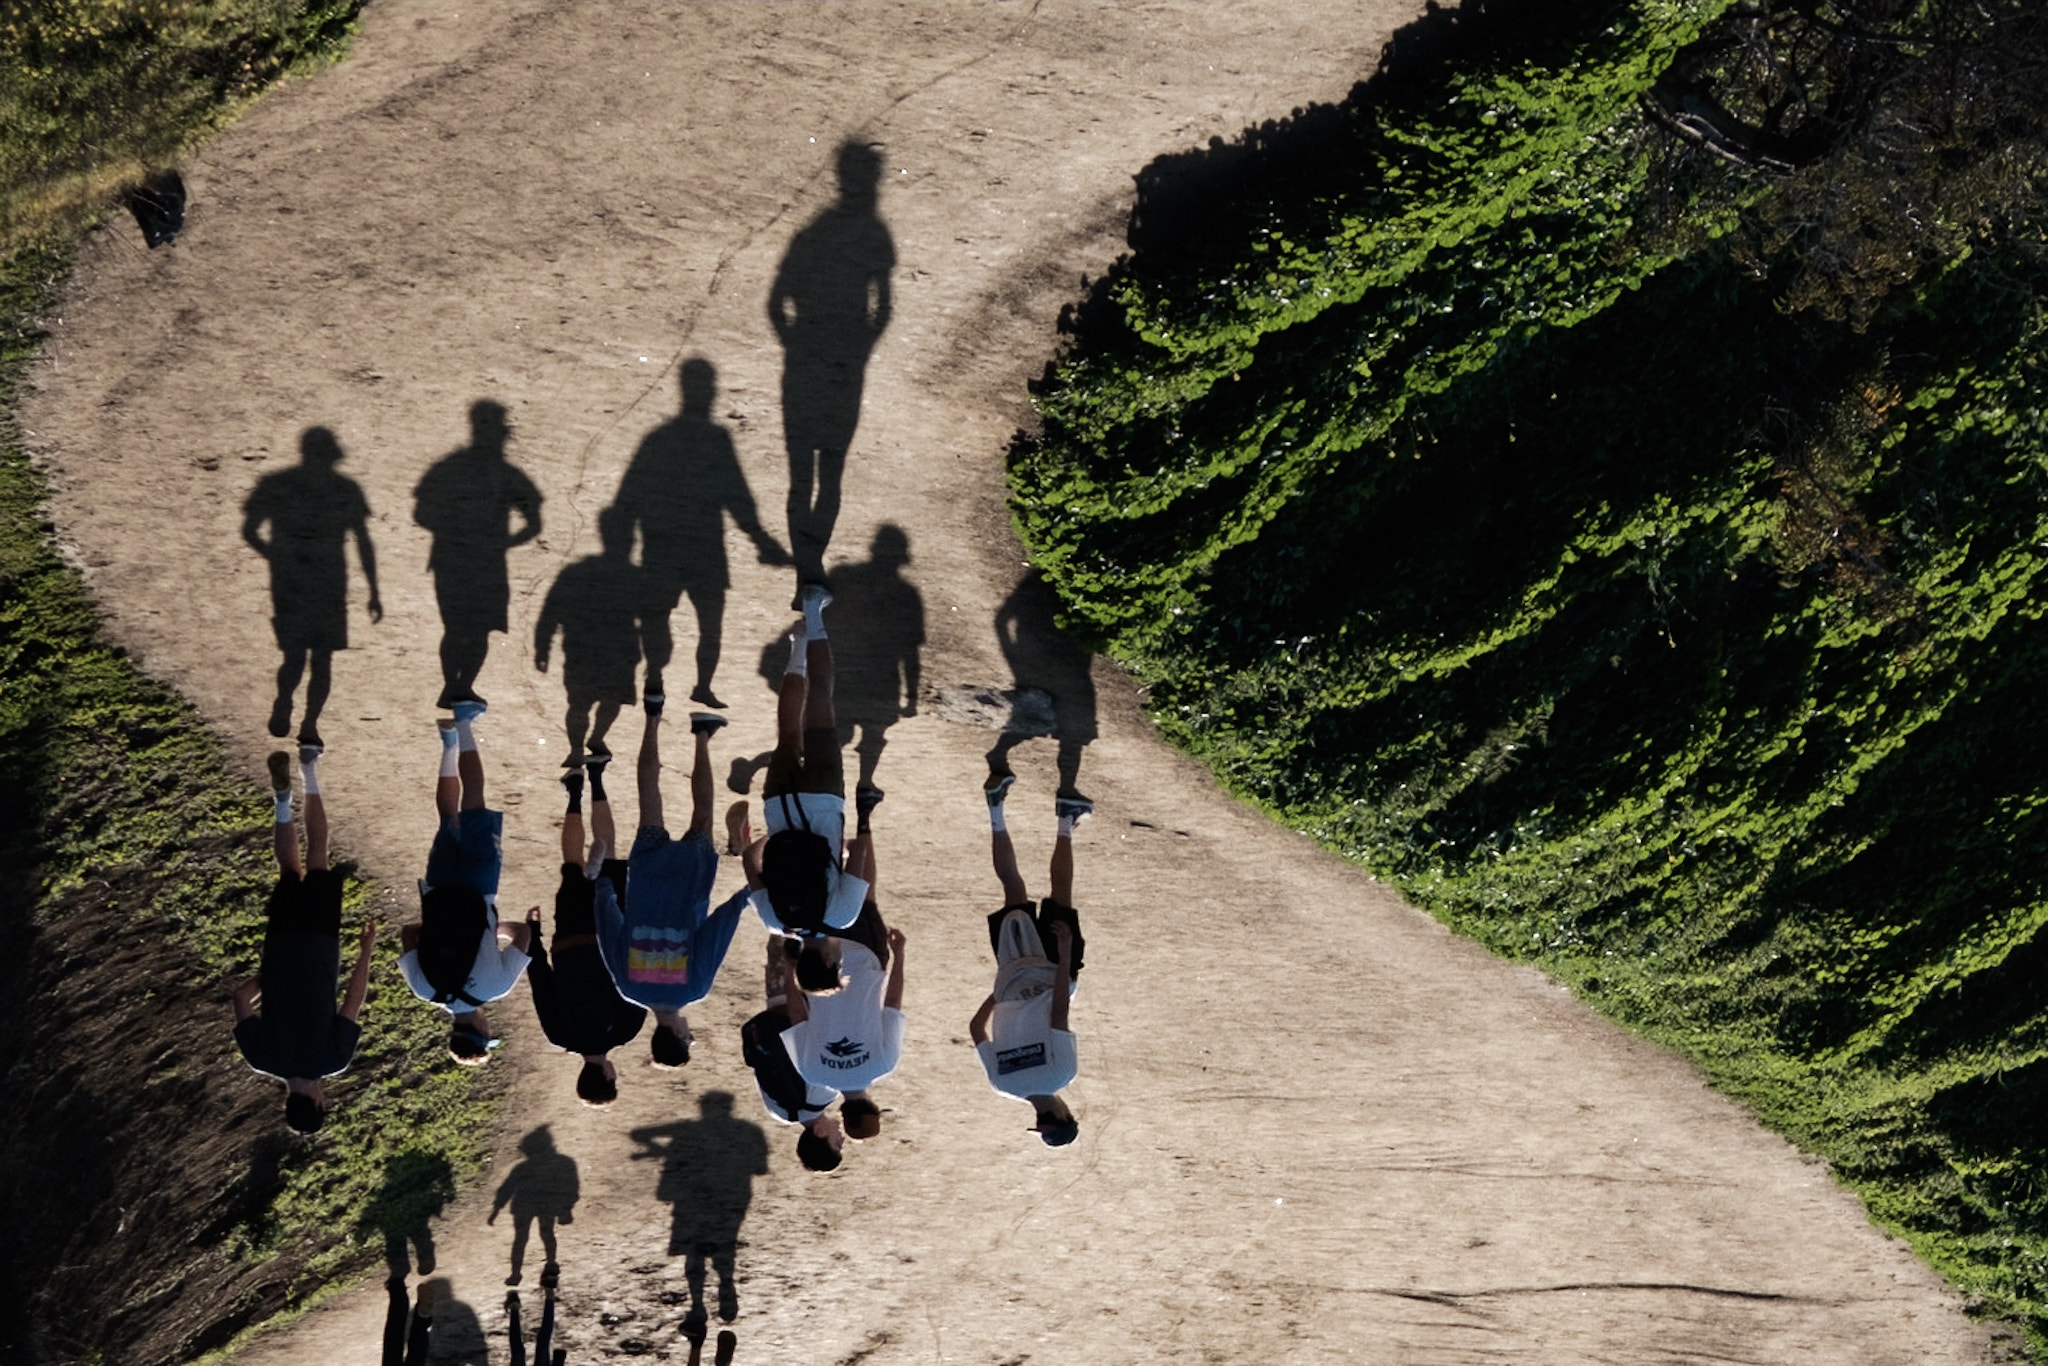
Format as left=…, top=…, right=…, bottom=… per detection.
left=489, top=1125, right=580, bottom=1288
left=614, top=358, right=787, bottom=709
left=629, top=1092, right=768, bottom=1341
left=358, top=1150, right=457, bottom=1281
left=414, top=399, right=544, bottom=708
left=989, top=568, right=1098, bottom=798
left=768, top=140, right=895, bottom=589
left=241, top=426, right=383, bottom=744
left=535, top=505, right=644, bottom=766
left=417, top=1278, right=488, bottom=1366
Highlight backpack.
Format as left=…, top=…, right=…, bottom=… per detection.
left=760, top=829, right=833, bottom=931
left=417, top=884, right=489, bottom=1007
left=742, top=1011, right=824, bottom=1122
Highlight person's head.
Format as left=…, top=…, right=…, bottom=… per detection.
left=842, top=1094, right=881, bottom=1141
left=595, top=504, right=634, bottom=559
left=796, top=1115, right=845, bottom=1172
left=870, top=523, right=911, bottom=568
left=416, top=886, right=488, bottom=1003
left=469, top=399, right=509, bottom=452
left=448, top=1019, right=493, bottom=1065
left=576, top=1057, right=618, bottom=1107
left=284, top=1086, right=325, bottom=1135
left=761, top=830, right=833, bottom=931
left=650, top=1022, right=692, bottom=1069
left=680, top=357, right=717, bottom=414
left=794, top=941, right=843, bottom=994
left=1032, top=1095, right=1078, bottom=1147
left=300, top=426, right=345, bottom=467
left=836, top=139, right=883, bottom=205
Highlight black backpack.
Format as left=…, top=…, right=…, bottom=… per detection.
left=742, top=1011, right=823, bottom=1122
left=417, top=884, right=489, bottom=1007
left=760, top=828, right=833, bottom=931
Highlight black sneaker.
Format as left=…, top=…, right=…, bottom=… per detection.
left=855, top=784, right=885, bottom=816
left=1055, top=795, right=1094, bottom=822
left=644, top=693, right=666, bottom=717
left=689, top=711, right=727, bottom=737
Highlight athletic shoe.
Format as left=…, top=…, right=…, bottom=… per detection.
left=984, top=771, right=1016, bottom=807
left=800, top=582, right=833, bottom=614
left=451, top=697, right=488, bottom=725
left=1055, top=795, right=1095, bottom=822
left=644, top=693, right=666, bottom=717
left=437, top=717, right=458, bottom=738
left=297, top=741, right=324, bottom=763
left=689, top=711, right=727, bottom=736
left=539, top=1262, right=559, bottom=1291
left=266, top=751, right=292, bottom=791
left=855, top=784, right=885, bottom=816
left=267, top=695, right=292, bottom=739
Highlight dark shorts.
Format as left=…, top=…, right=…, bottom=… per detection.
left=267, top=868, right=345, bottom=937
left=626, top=827, right=717, bottom=913
left=832, top=899, right=890, bottom=972
left=987, top=899, right=1085, bottom=979
left=765, top=722, right=844, bottom=799
left=555, top=859, right=629, bottom=938
left=425, top=808, right=503, bottom=898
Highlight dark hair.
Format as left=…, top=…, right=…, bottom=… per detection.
left=417, top=886, right=488, bottom=1004
left=842, top=1096, right=881, bottom=1140
left=1036, top=1114, right=1080, bottom=1148
left=575, top=1061, right=617, bottom=1106
left=760, top=830, right=832, bottom=931
left=795, top=943, right=839, bottom=993
left=448, top=1027, right=491, bottom=1063
left=650, top=1023, right=691, bottom=1069
left=795, top=1126, right=842, bottom=1172
left=284, top=1091, right=324, bottom=1134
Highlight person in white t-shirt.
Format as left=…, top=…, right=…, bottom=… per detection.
left=775, top=820, right=905, bottom=1143
left=969, top=771, right=1091, bottom=1146
left=744, top=584, right=874, bottom=937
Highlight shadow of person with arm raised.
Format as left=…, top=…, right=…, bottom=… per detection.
left=614, top=359, right=788, bottom=709
left=767, top=141, right=894, bottom=589
left=241, top=426, right=382, bottom=744
left=628, top=1092, right=769, bottom=1344
left=990, top=568, right=1098, bottom=799
left=825, top=524, right=924, bottom=792
left=414, top=399, right=543, bottom=708
left=488, top=1124, right=580, bottom=1288
left=535, top=505, right=644, bottom=765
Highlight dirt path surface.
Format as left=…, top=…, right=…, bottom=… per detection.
left=24, top=3, right=2014, bottom=1363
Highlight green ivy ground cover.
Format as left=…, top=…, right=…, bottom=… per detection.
left=1016, top=0, right=2048, bottom=1349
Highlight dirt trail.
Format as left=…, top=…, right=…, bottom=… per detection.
left=24, top=3, right=2012, bottom=1363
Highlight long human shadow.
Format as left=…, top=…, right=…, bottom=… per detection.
left=241, top=426, right=382, bottom=744
left=628, top=1092, right=768, bottom=1339
left=767, top=140, right=895, bottom=587
left=416, top=1278, right=488, bottom=1366
left=357, top=1150, right=456, bottom=1281
left=989, top=567, right=1097, bottom=798
left=490, top=1126, right=579, bottom=1288
left=534, top=504, right=644, bottom=765
left=414, top=399, right=543, bottom=708
left=732, top=524, right=925, bottom=795
left=611, top=358, right=787, bottom=710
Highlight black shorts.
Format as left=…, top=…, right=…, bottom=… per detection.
left=267, top=868, right=344, bottom=937
left=554, top=860, right=628, bottom=938
left=986, top=899, right=1085, bottom=979
left=829, top=899, right=889, bottom=972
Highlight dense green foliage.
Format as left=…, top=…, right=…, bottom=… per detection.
left=1017, top=0, right=2048, bottom=1347
left=0, top=0, right=360, bottom=249
left=0, top=6, right=499, bottom=1362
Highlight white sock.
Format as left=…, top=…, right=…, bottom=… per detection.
left=1057, top=814, right=1076, bottom=839
left=456, top=718, right=479, bottom=752
left=784, top=632, right=809, bottom=679
left=273, top=791, right=294, bottom=825
left=989, top=803, right=1007, bottom=833
left=439, top=743, right=461, bottom=778
left=299, top=757, right=321, bottom=797
left=803, top=598, right=828, bottom=639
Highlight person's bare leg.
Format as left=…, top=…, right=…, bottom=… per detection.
left=269, top=751, right=301, bottom=876
left=850, top=827, right=876, bottom=891
left=690, top=725, right=715, bottom=835
left=771, top=642, right=807, bottom=780
left=297, top=742, right=329, bottom=871
left=802, top=635, right=834, bottom=735
left=436, top=721, right=462, bottom=820
left=459, top=748, right=485, bottom=812
left=561, top=796, right=584, bottom=865
left=1050, top=833, right=1074, bottom=908
left=638, top=702, right=665, bottom=832
left=591, top=778, right=617, bottom=858
left=993, top=830, right=1027, bottom=906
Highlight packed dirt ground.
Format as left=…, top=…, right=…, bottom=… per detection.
left=23, top=2, right=2021, bottom=1362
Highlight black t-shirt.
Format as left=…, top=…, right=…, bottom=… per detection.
left=235, top=929, right=361, bottom=1080
left=528, top=941, right=646, bottom=1055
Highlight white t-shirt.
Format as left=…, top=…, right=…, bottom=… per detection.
left=782, top=943, right=903, bottom=1092
left=978, top=961, right=1077, bottom=1098
left=398, top=909, right=530, bottom=1011
left=754, top=791, right=867, bottom=930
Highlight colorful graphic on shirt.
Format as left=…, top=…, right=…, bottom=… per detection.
left=626, top=923, right=691, bottom=984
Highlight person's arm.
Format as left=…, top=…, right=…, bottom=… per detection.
left=781, top=958, right=809, bottom=1024
left=339, top=921, right=377, bottom=1023
left=232, top=977, right=261, bottom=1023
left=741, top=835, right=766, bottom=890
left=968, top=992, right=994, bottom=1045
left=883, top=927, right=906, bottom=1010
left=507, top=476, right=542, bottom=548
left=400, top=923, right=421, bottom=953
left=1048, top=922, right=1072, bottom=1033
left=352, top=517, right=383, bottom=623
left=503, top=917, right=533, bottom=954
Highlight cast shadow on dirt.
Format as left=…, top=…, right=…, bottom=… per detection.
left=490, top=1125, right=581, bottom=1288
left=241, top=425, right=383, bottom=745
left=414, top=399, right=543, bottom=709
left=629, top=1091, right=769, bottom=1340
left=729, top=523, right=925, bottom=796
left=383, top=1276, right=487, bottom=1366
left=768, top=139, right=895, bottom=588
left=987, top=567, right=1096, bottom=798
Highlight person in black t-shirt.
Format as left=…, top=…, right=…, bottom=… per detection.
left=524, top=760, right=647, bottom=1105
left=233, top=744, right=377, bottom=1133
